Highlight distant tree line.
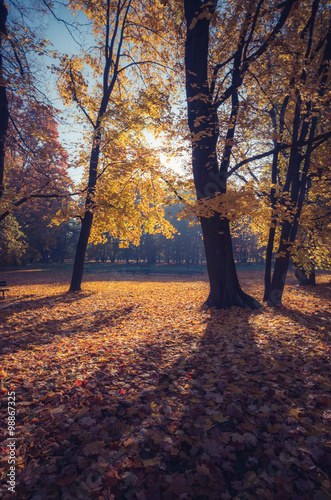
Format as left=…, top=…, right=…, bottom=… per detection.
left=1, top=0, right=329, bottom=306
left=0, top=202, right=267, bottom=267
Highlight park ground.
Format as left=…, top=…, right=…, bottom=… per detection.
left=0, top=267, right=330, bottom=499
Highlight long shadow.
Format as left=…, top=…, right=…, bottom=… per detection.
left=1, top=269, right=73, bottom=287
left=1, top=291, right=93, bottom=316
left=0, top=292, right=135, bottom=355
left=9, top=305, right=331, bottom=499
left=273, top=305, right=331, bottom=345
left=298, top=278, right=331, bottom=301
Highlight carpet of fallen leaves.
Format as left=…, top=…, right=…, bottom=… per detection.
left=0, top=268, right=330, bottom=500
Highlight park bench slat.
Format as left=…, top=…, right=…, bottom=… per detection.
left=0, top=281, right=9, bottom=299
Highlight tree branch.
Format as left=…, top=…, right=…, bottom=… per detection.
left=68, top=62, right=96, bottom=128
left=227, top=130, right=331, bottom=177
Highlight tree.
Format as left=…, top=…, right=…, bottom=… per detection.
left=13, top=199, right=79, bottom=264
left=0, top=0, right=74, bottom=225
left=0, top=96, right=73, bottom=223
left=183, top=0, right=295, bottom=308
left=291, top=138, right=331, bottom=285
left=0, top=214, right=26, bottom=265
left=255, top=0, right=331, bottom=304
left=58, top=0, right=180, bottom=291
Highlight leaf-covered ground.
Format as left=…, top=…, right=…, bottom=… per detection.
left=0, top=269, right=330, bottom=499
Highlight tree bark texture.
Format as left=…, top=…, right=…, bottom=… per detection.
left=184, top=0, right=260, bottom=309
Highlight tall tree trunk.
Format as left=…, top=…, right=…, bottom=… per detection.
left=69, top=211, right=93, bottom=291
left=0, top=0, right=8, bottom=201
left=263, top=99, right=289, bottom=301
left=268, top=116, right=317, bottom=305
left=267, top=141, right=305, bottom=306
left=267, top=16, right=331, bottom=306
left=69, top=131, right=101, bottom=291
left=184, top=0, right=260, bottom=309
left=67, top=0, right=132, bottom=292
left=263, top=225, right=276, bottom=301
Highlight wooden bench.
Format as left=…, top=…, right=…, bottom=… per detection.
left=0, top=281, right=9, bottom=299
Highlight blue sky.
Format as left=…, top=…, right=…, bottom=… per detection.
left=40, top=2, right=187, bottom=183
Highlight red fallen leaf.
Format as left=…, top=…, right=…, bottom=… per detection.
left=74, top=379, right=87, bottom=386
left=119, top=388, right=126, bottom=395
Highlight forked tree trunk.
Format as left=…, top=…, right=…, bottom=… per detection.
left=184, top=0, right=260, bottom=309
left=263, top=102, right=289, bottom=302
left=266, top=21, right=330, bottom=306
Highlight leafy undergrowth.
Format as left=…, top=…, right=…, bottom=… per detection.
left=0, top=270, right=330, bottom=499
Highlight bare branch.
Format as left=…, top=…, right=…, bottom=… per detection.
left=227, top=130, right=331, bottom=177
left=68, top=61, right=96, bottom=128
left=117, top=58, right=174, bottom=74
left=161, top=176, right=184, bottom=202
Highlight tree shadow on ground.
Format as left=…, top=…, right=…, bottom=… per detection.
left=1, top=291, right=93, bottom=315
left=298, top=279, right=331, bottom=302
left=272, top=305, right=331, bottom=345
left=11, top=304, right=331, bottom=500
left=1, top=269, right=74, bottom=287
left=0, top=292, right=134, bottom=355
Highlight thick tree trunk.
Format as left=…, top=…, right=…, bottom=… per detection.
left=293, top=264, right=316, bottom=286
left=184, top=0, right=260, bottom=309
left=0, top=0, right=8, bottom=201
left=201, top=215, right=260, bottom=308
